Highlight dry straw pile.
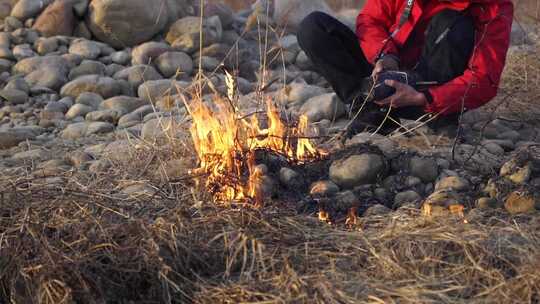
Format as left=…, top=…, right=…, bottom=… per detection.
left=0, top=141, right=539, bottom=303
left=1, top=1, right=540, bottom=303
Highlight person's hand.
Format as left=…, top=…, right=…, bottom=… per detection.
left=374, top=80, right=428, bottom=108
left=371, top=56, right=399, bottom=78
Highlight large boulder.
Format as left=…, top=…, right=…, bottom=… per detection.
left=85, top=0, right=189, bottom=48
left=32, top=0, right=76, bottom=37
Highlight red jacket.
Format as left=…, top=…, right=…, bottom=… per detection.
left=356, top=0, right=514, bottom=115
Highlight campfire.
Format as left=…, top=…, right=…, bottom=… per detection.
left=186, top=94, right=325, bottom=205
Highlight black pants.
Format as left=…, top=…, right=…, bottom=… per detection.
left=297, top=10, right=475, bottom=129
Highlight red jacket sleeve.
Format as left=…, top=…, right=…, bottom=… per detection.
left=425, top=1, right=514, bottom=115
left=356, top=0, right=399, bottom=64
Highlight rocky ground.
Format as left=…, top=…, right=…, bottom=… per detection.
left=0, top=0, right=539, bottom=303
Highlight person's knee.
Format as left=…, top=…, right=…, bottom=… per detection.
left=297, top=11, right=330, bottom=49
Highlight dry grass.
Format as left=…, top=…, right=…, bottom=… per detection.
left=1, top=2, right=540, bottom=303
left=0, top=140, right=539, bottom=303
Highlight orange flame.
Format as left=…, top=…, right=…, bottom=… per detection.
left=187, top=96, right=323, bottom=203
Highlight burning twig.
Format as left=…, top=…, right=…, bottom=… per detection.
left=185, top=94, right=325, bottom=204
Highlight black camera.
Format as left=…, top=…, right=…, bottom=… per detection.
left=371, top=71, right=420, bottom=101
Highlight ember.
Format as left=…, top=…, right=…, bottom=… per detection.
left=186, top=94, right=324, bottom=205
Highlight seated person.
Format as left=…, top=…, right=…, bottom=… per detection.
left=297, top=0, right=514, bottom=135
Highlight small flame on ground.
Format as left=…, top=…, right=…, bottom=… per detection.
left=187, top=95, right=323, bottom=204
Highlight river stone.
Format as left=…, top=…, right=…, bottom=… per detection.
left=141, top=116, right=182, bottom=144
left=0, top=88, right=28, bottom=104
left=280, top=82, right=326, bottom=106
left=13, top=55, right=69, bottom=75
left=99, top=96, right=146, bottom=116
left=75, top=92, right=103, bottom=109
left=435, top=176, right=470, bottom=192
left=4, top=16, right=22, bottom=31
left=86, top=121, right=114, bottom=135
left=44, top=101, right=69, bottom=113
left=138, top=79, right=188, bottom=103
left=505, top=191, right=536, bottom=214
left=12, top=148, right=50, bottom=161
left=476, top=197, right=501, bottom=209
left=131, top=41, right=170, bottom=65
left=0, top=58, right=12, bottom=73
left=330, top=153, right=385, bottom=189
left=32, top=0, right=75, bottom=37
left=204, top=2, right=234, bottom=29
left=0, top=1, right=13, bottom=21
left=111, top=50, right=130, bottom=65
left=279, top=167, right=302, bottom=188
left=200, top=56, right=220, bottom=71
left=295, top=51, right=312, bottom=70
left=117, top=112, right=140, bottom=128
left=60, top=122, right=87, bottom=139
left=0, top=46, right=13, bottom=60
left=69, top=39, right=101, bottom=59
left=60, top=75, right=123, bottom=99
left=155, top=51, right=193, bottom=78
left=5, top=78, right=30, bottom=94
left=86, top=0, right=183, bottom=48
left=166, top=16, right=222, bottom=52
left=13, top=44, right=36, bottom=60
left=409, top=156, right=438, bottom=183
left=0, top=128, right=38, bottom=149
left=422, top=190, right=464, bottom=217
left=69, top=60, right=106, bottom=80
left=310, top=180, right=340, bottom=197
left=363, top=204, right=391, bottom=217
left=394, top=190, right=422, bottom=207
left=253, top=0, right=332, bottom=28
left=11, top=0, right=53, bottom=21
left=66, top=103, right=93, bottom=119
left=85, top=109, right=118, bottom=123
left=299, top=93, right=346, bottom=122
left=113, top=64, right=162, bottom=88
left=14, top=56, right=70, bottom=90
left=35, top=37, right=59, bottom=54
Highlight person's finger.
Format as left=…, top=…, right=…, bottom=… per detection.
left=384, top=79, right=404, bottom=90
left=375, top=96, right=393, bottom=107
left=371, top=66, right=382, bottom=77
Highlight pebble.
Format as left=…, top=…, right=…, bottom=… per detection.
left=504, top=191, right=536, bottom=214
left=435, top=176, right=470, bottom=192
left=409, top=156, right=439, bottom=183
left=279, top=167, right=302, bottom=188
left=363, top=204, right=391, bottom=216
left=0, top=89, right=28, bottom=104
left=394, top=190, right=421, bottom=207
left=310, top=180, right=340, bottom=197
